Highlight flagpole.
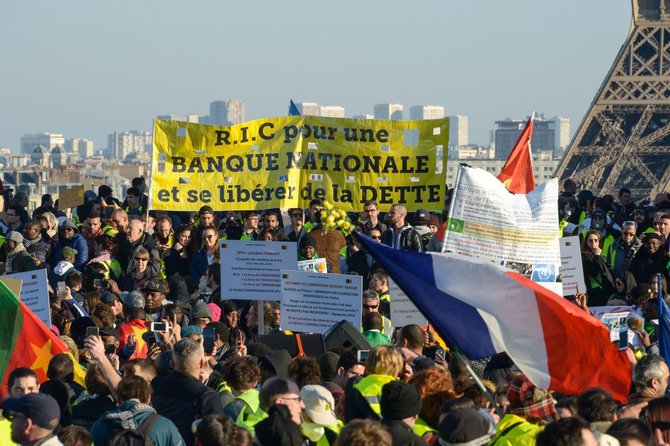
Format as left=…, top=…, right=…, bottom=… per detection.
left=441, top=163, right=466, bottom=253
left=453, top=350, right=504, bottom=417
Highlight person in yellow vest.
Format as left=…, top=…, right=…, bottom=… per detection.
left=300, top=384, right=342, bottom=445
left=346, top=345, right=404, bottom=421
left=581, top=230, right=616, bottom=307
left=490, top=374, right=559, bottom=446
left=223, top=356, right=266, bottom=435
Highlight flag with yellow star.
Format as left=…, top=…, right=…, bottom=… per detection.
left=0, top=280, right=85, bottom=398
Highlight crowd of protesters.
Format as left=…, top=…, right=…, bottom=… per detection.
left=2, top=177, right=670, bottom=446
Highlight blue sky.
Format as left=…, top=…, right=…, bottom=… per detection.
left=0, top=0, right=630, bottom=152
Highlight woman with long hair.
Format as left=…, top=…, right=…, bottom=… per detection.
left=164, top=224, right=195, bottom=278
left=190, top=226, right=220, bottom=281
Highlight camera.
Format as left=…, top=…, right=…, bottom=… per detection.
left=93, top=278, right=109, bottom=289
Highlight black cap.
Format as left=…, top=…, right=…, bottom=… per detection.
left=142, top=280, right=166, bottom=294
left=199, top=205, right=214, bottom=215
left=3, top=393, right=61, bottom=430
left=439, top=408, right=495, bottom=445
left=380, top=381, right=422, bottom=420
left=100, top=290, right=118, bottom=304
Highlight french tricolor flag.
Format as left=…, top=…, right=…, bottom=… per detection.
left=358, top=234, right=632, bottom=402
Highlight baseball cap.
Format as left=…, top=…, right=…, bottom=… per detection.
left=301, top=385, right=338, bottom=426
left=414, top=209, right=431, bottom=225
left=199, top=205, right=214, bottom=215
left=120, top=291, right=145, bottom=310
left=3, top=393, right=61, bottom=430
left=100, top=290, right=119, bottom=305
left=142, top=280, right=166, bottom=294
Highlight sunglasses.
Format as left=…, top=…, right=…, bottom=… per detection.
left=291, top=213, right=303, bottom=218
left=135, top=257, right=149, bottom=261
left=363, top=304, right=378, bottom=309
left=370, top=235, right=382, bottom=240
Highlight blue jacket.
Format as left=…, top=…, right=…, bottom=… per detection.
left=91, top=399, right=184, bottom=446
left=53, top=233, right=89, bottom=270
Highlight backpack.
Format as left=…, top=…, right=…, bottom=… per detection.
left=106, top=412, right=159, bottom=446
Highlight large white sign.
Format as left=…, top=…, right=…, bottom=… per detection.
left=389, top=278, right=427, bottom=327
left=281, top=270, right=362, bottom=333
left=443, top=166, right=561, bottom=292
left=10, top=269, right=51, bottom=328
left=220, top=240, right=297, bottom=301
left=559, top=236, right=587, bottom=296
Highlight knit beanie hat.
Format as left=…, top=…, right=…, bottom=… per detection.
left=380, top=381, right=422, bottom=420
left=439, top=408, right=495, bottom=446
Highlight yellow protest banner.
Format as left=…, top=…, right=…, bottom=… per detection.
left=150, top=116, right=448, bottom=212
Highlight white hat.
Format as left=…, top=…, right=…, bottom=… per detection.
left=300, top=385, right=338, bottom=426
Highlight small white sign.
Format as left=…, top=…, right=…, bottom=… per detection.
left=559, top=236, right=587, bottom=296
left=389, top=278, right=427, bottom=327
left=297, top=258, right=327, bottom=274
left=10, top=269, right=51, bottom=328
left=281, top=270, right=362, bottom=333
left=220, top=240, right=297, bottom=301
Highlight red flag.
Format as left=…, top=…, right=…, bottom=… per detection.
left=0, top=281, right=85, bottom=398
left=497, top=114, right=535, bottom=194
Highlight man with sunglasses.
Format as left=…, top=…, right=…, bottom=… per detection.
left=362, top=290, right=393, bottom=338
left=3, top=393, right=62, bottom=446
left=283, top=207, right=307, bottom=244
left=51, top=218, right=88, bottom=270
left=605, top=220, right=642, bottom=277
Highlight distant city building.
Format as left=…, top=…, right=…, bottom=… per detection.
left=64, top=138, right=94, bottom=159
left=449, top=115, right=469, bottom=148
left=550, top=116, right=570, bottom=157
left=296, top=102, right=321, bottom=116
left=20, top=133, right=65, bottom=155
left=446, top=155, right=559, bottom=189
left=409, top=105, right=445, bottom=120
left=107, top=131, right=152, bottom=161
left=320, top=105, right=346, bottom=118
left=492, top=115, right=556, bottom=159
left=374, top=103, right=403, bottom=120
left=156, top=114, right=200, bottom=123
left=353, top=113, right=374, bottom=120
left=208, top=99, right=245, bottom=125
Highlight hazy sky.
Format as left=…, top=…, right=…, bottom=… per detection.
left=0, top=1, right=631, bottom=152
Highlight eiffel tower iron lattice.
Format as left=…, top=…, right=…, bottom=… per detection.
left=555, top=0, right=670, bottom=200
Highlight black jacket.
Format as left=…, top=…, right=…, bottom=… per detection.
left=151, top=370, right=225, bottom=445
left=381, top=224, right=423, bottom=252
left=381, top=419, right=429, bottom=446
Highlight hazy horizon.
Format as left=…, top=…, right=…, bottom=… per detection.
left=0, top=0, right=631, bottom=152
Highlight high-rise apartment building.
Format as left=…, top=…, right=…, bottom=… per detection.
left=64, top=138, right=94, bottom=158
left=209, top=100, right=245, bottom=125
left=296, top=102, right=321, bottom=116
left=449, top=115, right=469, bottom=148
left=156, top=114, right=200, bottom=123
left=353, top=114, right=374, bottom=120
left=493, top=116, right=556, bottom=159
left=319, top=106, right=345, bottom=118
left=409, top=105, right=445, bottom=120
left=107, top=131, right=152, bottom=160
left=374, top=103, right=403, bottom=120
left=20, top=133, right=65, bottom=155
left=549, top=117, right=570, bottom=157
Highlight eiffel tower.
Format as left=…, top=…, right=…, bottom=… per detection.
left=555, top=0, right=670, bottom=199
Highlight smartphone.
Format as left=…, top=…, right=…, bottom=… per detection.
left=357, top=350, right=369, bottom=363
left=86, top=326, right=100, bottom=338
left=435, top=348, right=446, bottom=362
left=203, top=327, right=215, bottom=355
left=93, top=278, right=108, bottom=289
left=618, top=330, right=628, bottom=351
left=57, top=282, right=66, bottom=299
left=237, top=330, right=243, bottom=347
left=151, top=322, right=168, bottom=332
left=145, top=332, right=158, bottom=348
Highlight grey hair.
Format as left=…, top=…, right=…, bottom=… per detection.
left=362, top=290, right=379, bottom=302
left=622, top=221, right=638, bottom=230
left=172, top=338, right=203, bottom=372
left=633, top=354, right=665, bottom=388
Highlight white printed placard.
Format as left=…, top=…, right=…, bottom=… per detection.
left=389, top=278, right=427, bottom=327
left=10, top=269, right=51, bottom=328
left=220, top=240, right=297, bottom=301
left=281, top=270, right=362, bottom=333
left=559, top=236, right=587, bottom=296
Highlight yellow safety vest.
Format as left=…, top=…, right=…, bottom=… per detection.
left=353, top=374, right=396, bottom=416
left=412, top=416, right=437, bottom=439
left=233, top=389, right=267, bottom=435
